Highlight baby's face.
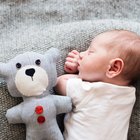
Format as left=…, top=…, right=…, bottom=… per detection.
left=77, top=33, right=113, bottom=82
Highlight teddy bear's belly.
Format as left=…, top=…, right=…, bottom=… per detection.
left=21, top=97, right=57, bottom=128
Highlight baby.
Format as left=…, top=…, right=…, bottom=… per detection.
left=55, top=30, right=140, bottom=140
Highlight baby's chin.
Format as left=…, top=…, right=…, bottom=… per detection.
left=78, top=74, right=97, bottom=82
left=78, top=73, right=82, bottom=78
left=78, top=74, right=88, bottom=81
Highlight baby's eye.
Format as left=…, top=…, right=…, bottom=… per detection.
left=88, top=51, right=94, bottom=55
left=35, top=59, right=41, bottom=66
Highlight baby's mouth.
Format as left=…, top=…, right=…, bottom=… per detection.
left=77, top=61, right=80, bottom=66
left=77, top=65, right=80, bottom=71
left=77, top=62, right=80, bottom=67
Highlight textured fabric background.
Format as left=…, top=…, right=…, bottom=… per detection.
left=0, top=0, right=140, bottom=47
left=0, top=0, right=140, bottom=140
left=0, top=19, right=140, bottom=140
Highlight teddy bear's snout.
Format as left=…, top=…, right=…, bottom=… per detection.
left=25, top=68, right=35, bottom=77
left=15, top=65, right=49, bottom=96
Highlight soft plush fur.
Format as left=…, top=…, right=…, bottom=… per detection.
left=0, top=48, right=72, bottom=140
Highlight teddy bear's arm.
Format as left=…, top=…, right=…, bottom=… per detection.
left=6, top=104, right=23, bottom=124
left=53, top=95, right=72, bottom=114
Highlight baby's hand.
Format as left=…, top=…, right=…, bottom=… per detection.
left=64, top=50, right=80, bottom=73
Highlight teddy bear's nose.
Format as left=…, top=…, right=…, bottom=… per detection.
left=25, top=68, right=35, bottom=77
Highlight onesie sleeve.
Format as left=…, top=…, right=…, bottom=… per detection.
left=66, top=78, right=85, bottom=105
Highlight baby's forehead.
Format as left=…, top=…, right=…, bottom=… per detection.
left=95, top=31, right=117, bottom=39
left=91, top=31, right=135, bottom=47
left=91, top=32, right=115, bottom=45
left=94, top=30, right=138, bottom=41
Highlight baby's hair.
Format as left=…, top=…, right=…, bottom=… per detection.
left=102, top=30, right=140, bottom=84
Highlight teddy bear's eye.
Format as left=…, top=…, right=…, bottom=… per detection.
left=16, top=63, right=22, bottom=69
left=35, top=59, right=41, bottom=65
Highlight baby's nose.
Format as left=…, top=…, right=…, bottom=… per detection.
left=79, top=52, right=85, bottom=59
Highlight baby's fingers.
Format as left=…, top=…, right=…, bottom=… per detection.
left=66, top=57, right=77, bottom=63
left=71, top=50, right=80, bottom=55
left=67, top=50, right=80, bottom=58
left=64, top=62, right=78, bottom=73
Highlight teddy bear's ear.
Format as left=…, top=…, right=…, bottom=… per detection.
left=45, top=48, right=61, bottom=63
left=0, top=62, right=9, bottom=77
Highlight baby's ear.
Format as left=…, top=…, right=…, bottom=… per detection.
left=106, top=58, right=124, bottom=78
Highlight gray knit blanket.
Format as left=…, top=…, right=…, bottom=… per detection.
left=0, top=0, right=140, bottom=140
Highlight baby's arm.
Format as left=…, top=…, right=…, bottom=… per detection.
left=55, top=74, right=79, bottom=96
left=64, top=50, right=80, bottom=73
left=55, top=50, right=80, bottom=95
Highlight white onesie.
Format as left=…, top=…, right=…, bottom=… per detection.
left=64, top=78, right=136, bottom=140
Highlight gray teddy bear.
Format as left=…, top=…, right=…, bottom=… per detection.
left=0, top=48, right=72, bottom=140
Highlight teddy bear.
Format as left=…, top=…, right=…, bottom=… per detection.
left=0, top=48, right=72, bottom=140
